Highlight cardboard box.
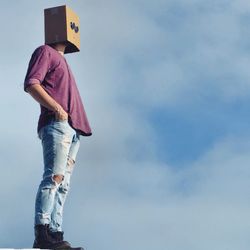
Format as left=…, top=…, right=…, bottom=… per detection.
left=44, top=5, right=80, bottom=54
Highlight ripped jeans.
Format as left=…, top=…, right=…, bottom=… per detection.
left=35, top=119, right=80, bottom=232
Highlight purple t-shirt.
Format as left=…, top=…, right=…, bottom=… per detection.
left=24, top=45, right=92, bottom=136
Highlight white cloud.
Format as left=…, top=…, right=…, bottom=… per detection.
left=67, top=134, right=250, bottom=250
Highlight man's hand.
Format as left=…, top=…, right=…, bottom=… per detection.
left=55, top=105, right=68, bottom=121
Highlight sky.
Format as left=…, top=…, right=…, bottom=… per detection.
left=1, top=0, right=250, bottom=249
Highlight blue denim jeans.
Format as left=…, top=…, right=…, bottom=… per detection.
left=35, top=119, right=80, bottom=232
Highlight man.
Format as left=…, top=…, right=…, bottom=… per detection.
left=24, top=6, right=92, bottom=249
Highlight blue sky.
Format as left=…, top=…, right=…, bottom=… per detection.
left=1, top=0, right=250, bottom=249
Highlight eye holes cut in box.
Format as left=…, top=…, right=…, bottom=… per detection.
left=70, top=22, right=79, bottom=33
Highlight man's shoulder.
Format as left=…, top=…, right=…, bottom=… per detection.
left=32, top=44, right=56, bottom=56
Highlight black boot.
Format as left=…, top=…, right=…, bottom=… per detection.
left=33, top=224, right=71, bottom=249
left=49, top=231, right=71, bottom=248
left=49, top=230, right=84, bottom=250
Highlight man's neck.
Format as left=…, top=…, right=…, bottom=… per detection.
left=51, top=43, right=66, bottom=55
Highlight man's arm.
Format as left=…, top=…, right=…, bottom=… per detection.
left=26, top=84, right=68, bottom=121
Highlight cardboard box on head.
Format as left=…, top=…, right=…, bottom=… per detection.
left=44, top=5, right=80, bottom=54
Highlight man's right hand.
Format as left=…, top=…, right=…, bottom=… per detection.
left=54, top=105, right=68, bottom=121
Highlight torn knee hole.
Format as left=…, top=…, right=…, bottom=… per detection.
left=53, top=174, right=64, bottom=184
left=67, top=157, right=75, bottom=167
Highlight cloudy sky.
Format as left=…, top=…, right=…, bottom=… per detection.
left=1, top=0, right=250, bottom=249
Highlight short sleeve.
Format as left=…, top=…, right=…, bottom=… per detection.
left=24, top=46, right=50, bottom=92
